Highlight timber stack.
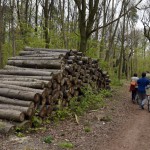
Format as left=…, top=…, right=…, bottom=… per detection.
left=0, top=47, right=111, bottom=134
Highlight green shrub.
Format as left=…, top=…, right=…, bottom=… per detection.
left=43, top=135, right=54, bottom=144
left=58, top=141, right=74, bottom=149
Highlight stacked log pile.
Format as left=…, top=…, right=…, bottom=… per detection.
left=0, top=47, right=111, bottom=134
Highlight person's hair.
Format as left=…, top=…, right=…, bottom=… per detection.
left=133, top=73, right=137, bottom=77
left=142, top=72, right=146, bottom=77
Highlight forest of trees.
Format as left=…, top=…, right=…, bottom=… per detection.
left=0, top=0, right=150, bottom=81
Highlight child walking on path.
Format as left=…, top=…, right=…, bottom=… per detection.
left=130, top=73, right=139, bottom=103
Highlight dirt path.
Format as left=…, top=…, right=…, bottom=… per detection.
left=1, top=82, right=150, bottom=150
left=101, top=95, right=150, bottom=150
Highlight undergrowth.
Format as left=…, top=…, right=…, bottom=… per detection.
left=52, top=86, right=112, bottom=121
left=17, top=86, right=112, bottom=135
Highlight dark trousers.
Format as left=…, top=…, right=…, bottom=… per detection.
left=132, top=89, right=137, bottom=101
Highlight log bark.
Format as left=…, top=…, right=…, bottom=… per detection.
left=13, top=120, right=32, bottom=130
left=46, top=105, right=53, bottom=116
left=0, top=75, right=53, bottom=81
left=0, top=81, right=45, bottom=89
left=0, top=104, right=33, bottom=117
left=24, top=47, right=73, bottom=52
left=0, top=120, right=15, bottom=134
left=0, top=109, right=25, bottom=122
left=20, top=53, right=65, bottom=57
left=0, top=83, right=48, bottom=98
left=38, top=106, right=47, bottom=118
left=4, top=65, right=62, bottom=73
left=0, top=96, right=34, bottom=108
left=19, top=51, right=67, bottom=56
left=0, top=69, right=52, bottom=76
left=0, top=88, right=40, bottom=103
left=9, top=56, right=61, bottom=60
left=7, top=59, right=62, bottom=69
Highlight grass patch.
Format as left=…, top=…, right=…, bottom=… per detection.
left=84, top=126, right=91, bottom=132
left=58, top=141, right=74, bottom=149
left=43, top=135, right=54, bottom=144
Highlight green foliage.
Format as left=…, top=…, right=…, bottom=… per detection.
left=31, top=116, right=42, bottom=128
left=69, top=87, right=105, bottom=115
left=15, top=132, right=25, bottom=138
left=84, top=126, right=91, bottom=132
left=110, top=76, right=123, bottom=86
left=58, top=141, right=74, bottom=149
left=43, top=135, right=54, bottom=144
left=51, top=87, right=107, bottom=122
left=54, top=108, right=71, bottom=121
left=100, top=89, right=112, bottom=98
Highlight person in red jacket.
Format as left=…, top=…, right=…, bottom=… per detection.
left=130, top=73, right=139, bottom=103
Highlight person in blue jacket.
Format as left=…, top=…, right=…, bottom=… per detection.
left=137, top=72, right=150, bottom=109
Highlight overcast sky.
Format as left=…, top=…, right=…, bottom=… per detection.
left=136, top=0, right=148, bottom=29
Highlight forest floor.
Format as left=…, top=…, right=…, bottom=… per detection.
left=1, top=82, right=150, bottom=150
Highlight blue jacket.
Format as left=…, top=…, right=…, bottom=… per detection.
left=137, top=77, right=150, bottom=93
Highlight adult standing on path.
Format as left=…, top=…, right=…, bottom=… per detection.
left=137, top=72, right=150, bottom=109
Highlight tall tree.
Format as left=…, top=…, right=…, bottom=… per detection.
left=74, top=0, right=99, bottom=53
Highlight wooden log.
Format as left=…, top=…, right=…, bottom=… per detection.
left=52, top=91, right=60, bottom=104
left=9, top=56, right=61, bottom=60
left=46, top=105, right=53, bottom=116
left=4, top=65, right=63, bottom=73
left=0, top=120, right=15, bottom=134
left=0, top=69, right=52, bottom=76
left=65, top=65, right=73, bottom=73
left=0, top=96, right=34, bottom=108
left=7, top=59, right=62, bottom=69
left=0, top=88, right=40, bottom=103
left=52, top=72, right=63, bottom=83
left=21, top=53, right=64, bottom=57
left=76, top=52, right=83, bottom=56
left=0, top=81, right=45, bottom=89
left=0, top=104, right=33, bottom=117
left=19, top=51, right=67, bottom=56
left=81, top=57, right=89, bottom=63
left=68, top=56, right=77, bottom=60
left=38, top=106, right=47, bottom=118
left=0, top=109, right=25, bottom=122
left=67, top=60, right=74, bottom=64
left=0, top=83, right=49, bottom=98
left=0, top=74, right=53, bottom=81
left=40, top=98, right=46, bottom=106
left=13, top=120, right=32, bottom=130
left=24, top=47, right=71, bottom=52
left=47, top=95, right=53, bottom=105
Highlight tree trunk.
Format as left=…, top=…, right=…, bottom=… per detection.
left=0, top=1, right=3, bottom=68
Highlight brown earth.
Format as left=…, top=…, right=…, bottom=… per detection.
left=0, top=82, right=150, bottom=150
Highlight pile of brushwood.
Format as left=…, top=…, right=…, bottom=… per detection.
left=0, top=47, right=111, bottom=134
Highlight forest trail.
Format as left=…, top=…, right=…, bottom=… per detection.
left=100, top=86, right=150, bottom=150
left=1, top=82, right=150, bottom=150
